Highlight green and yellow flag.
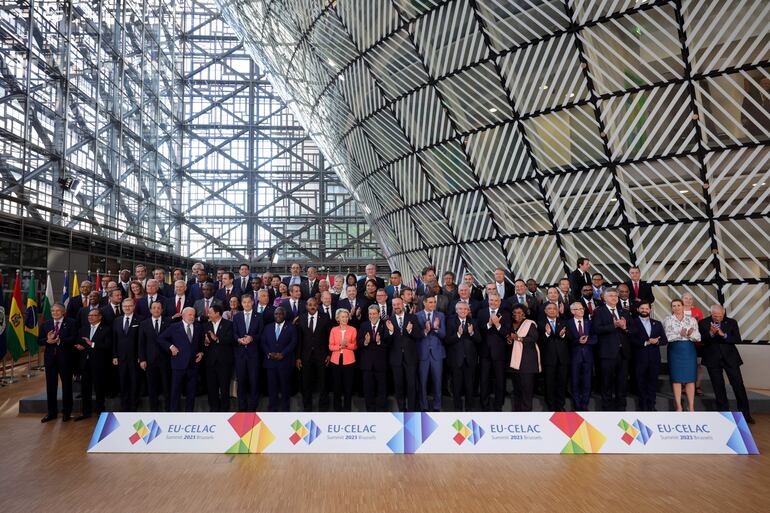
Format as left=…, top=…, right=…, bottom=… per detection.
left=6, top=272, right=25, bottom=361
left=25, top=273, right=39, bottom=356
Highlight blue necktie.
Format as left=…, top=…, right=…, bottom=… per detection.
left=275, top=324, right=281, bottom=339
left=550, top=320, right=556, bottom=333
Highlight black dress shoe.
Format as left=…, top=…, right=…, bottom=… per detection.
left=62, top=415, right=72, bottom=422
left=74, top=414, right=92, bottom=422
left=745, top=416, right=756, bottom=425
left=41, top=414, right=57, bottom=423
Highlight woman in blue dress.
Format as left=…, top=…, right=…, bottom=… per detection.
left=663, top=299, right=701, bottom=412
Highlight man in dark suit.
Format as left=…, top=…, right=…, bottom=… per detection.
left=233, top=294, right=264, bottom=412
left=477, top=294, right=510, bottom=411
left=568, top=257, right=592, bottom=298
left=75, top=308, right=112, bottom=420
left=337, top=285, right=364, bottom=328
left=566, top=302, right=597, bottom=411
left=372, top=288, right=392, bottom=320
left=169, top=280, right=194, bottom=322
left=416, top=296, right=446, bottom=412
left=388, top=297, right=423, bottom=412
left=159, top=307, right=204, bottom=412
left=136, top=279, right=172, bottom=319
left=296, top=298, right=332, bottom=411
left=262, top=307, right=298, bottom=412
left=416, top=281, right=449, bottom=314
left=301, top=266, right=321, bottom=300
left=357, top=263, right=385, bottom=296
left=101, top=288, right=125, bottom=327
left=235, top=263, right=252, bottom=296
left=280, top=284, right=306, bottom=323
left=626, top=266, right=655, bottom=306
left=153, top=268, right=175, bottom=298
left=492, top=267, right=514, bottom=301
left=557, top=278, right=573, bottom=307
left=318, top=291, right=337, bottom=325
left=214, top=271, right=238, bottom=305
left=445, top=302, right=481, bottom=411
left=39, top=303, right=76, bottom=422
left=202, top=304, right=235, bottom=412
left=385, top=271, right=404, bottom=300
left=448, top=283, right=481, bottom=321
left=463, top=273, right=485, bottom=302
left=698, top=305, right=753, bottom=423
left=138, top=301, right=172, bottom=411
left=112, top=299, right=142, bottom=411
left=76, top=290, right=103, bottom=330
left=255, top=289, right=275, bottom=325
left=358, top=305, right=392, bottom=411
left=593, top=288, right=635, bottom=411
left=117, top=269, right=132, bottom=299
left=193, top=283, right=222, bottom=323
left=631, top=301, right=668, bottom=411
left=282, top=262, right=308, bottom=291
left=511, top=279, right=537, bottom=318
left=188, top=268, right=213, bottom=302
left=540, top=303, right=570, bottom=412
left=66, top=280, right=92, bottom=320
left=617, top=284, right=638, bottom=317
left=578, top=284, right=601, bottom=318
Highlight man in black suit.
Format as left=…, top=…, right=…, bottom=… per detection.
left=159, top=307, right=204, bottom=412
left=318, top=291, right=337, bottom=325
left=445, top=302, right=481, bottom=411
left=255, top=289, right=275, bottom=325
left=281, top=284, right=306, bottom=323
left=39, top=303, right=76, bottom=422
left=101, top=288, right=125, bottom=327
left=536, top=287, right=567, bottom=325
left=593, top=288, right=635, bottom=411
left=617, top=283, right=638, bottom=317
left=388, top=297, right=422, bottom=412
left=578, top=284, right=601, bottom=318
left=539, top=303, right=570, bottom=412
left=117, top=269, right=132, bottom=299
left=511, top=279, right=537, bottom=318
left=138, top=301, right=172, bottom=411
left=631, top=301, right=668, bottom=411
left=448, top=283, right=481, bottom=321
left=235, top=263, right=252, bottom=296
left=136, top=279, right=172, bottom=319
left=357, top=264, right=385, bottom=295
left=75, top=290, right=103, bottom=330
left=214, top=271, right=237, bottom=305
left=112, top=299, right=142, bottom=411
left=301, top=266, right=321, bottom=300
left=153, top=268, right=174, bottom=298
left=193, top=283, right=222, bottom=323
left=66, top=280, right=92, bottom=320
left=492, top=267, right=514, bottom=301
left=233, top=294, right=264, bottom=412
left=477, top=294, right=511, bottom=411
left=282, top=262, right=308, bottom=291
left=372, top=288, right=392, bottom=320
left=568, top=257, right=592, bottom=298
left=698, top=305, right=754, bottom=424
left=75, top=308, right=112, bottom=420
left=296, top=298, right=332, bottom=411
left=337, top=285, right=364, bottom=328
left=202, top=304, right=234, bottom=412
left=169, top=280, right=193, bottom=322
left=626, top=266, right=655, bottom=306
left=358, top=305, right=392, bottom=411
left=462, top=273, right=485, bottom=302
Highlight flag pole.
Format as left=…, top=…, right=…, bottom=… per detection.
left=24, top=270, right=35, bottom=378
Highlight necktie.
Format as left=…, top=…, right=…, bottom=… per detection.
left=242, top=277, right=247, bottom=290
left=550, top=320, right=556, bottom=333
left=634, top=282, right=639, bottom=297
left=275, top=324, right=281, bottom=339
left=309, top=315, right=314, bottom=332
left=394, top=286, right=399, bottom=297
left=115, top=305, right=119, bottom=316
left=519, top=295, right=525, bottom=304
left=325, top=306, right=330, bottom=317
left=397, top=316, right=402, bottom=330
left=577, top=319, right=583, bottom=337
left=461, top=320, right=465, bottom=331
left=244, top=313, right=251, bottom=332
left=588, top=301, right=593, bottom=314
left=491, top=309, right=496, bottom=319
left=124, top=316, right=130, bottom=335
left=205, top=299, right=210, bottom=315
left=258, top=305, right=264, bottom=313
left=149, top=296, right=155, bottom=308
left=611, top=308, right=618, bottom=320
left=292, top=301, right=297, bottom=315
left=54, top=321, right=60, bottom=336
left=226, top=288, right=231, bottom=297
left=427, top=312, right=432, bottom=325
left=372, top=324, right=377, bottom=340
left=176, top=297, right=182, bottom=313
left=90, top=325, right=96, bottom=340
left=380, top=305, right=386, bottom=318
left=155, top=319, right=160, bottom=334
left=186, top=323, right=193, bottom=342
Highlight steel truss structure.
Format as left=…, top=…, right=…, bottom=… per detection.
left=218, top=0, right=770, bottom=342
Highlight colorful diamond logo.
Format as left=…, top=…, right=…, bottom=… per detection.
left=452, top=419, right=485, bottom=445
left=618, top=418, right=653, bottom=446
left=128, top=418, right=162, bottom=445
left=226, top=413, right=275, bottom=454
left=551, top=412, right=606, bottom=454
left=290, top=419, right=322, bottom=445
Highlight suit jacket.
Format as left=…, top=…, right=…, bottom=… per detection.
left=279, top=298, right=306, bottom=322
left=468, top=284, right=484, bottom=302
left=569, top=269, right=592, bottom=298
left=38, top=318, right=77, bottom=358
left=385, top=284, right=405, bottom=301
left=371, top=302, right=392, bottom=320
left=537, top=300, right=568, bottom=325
left=262, top=322, right=298, bottom=368
left=388, top=313, right=423, bottom=367
left=118, top=281, right=132, bottom=300
left=66, top=295, right=89, bottom=321
left=193, top=297, right=223, bottom=323
left=159, top=322, right=203, bottom=370
left=158, top=282, right=175, bottom=298
left=477, top=307, right=511, bottom=362
left=214, top=287, right=238, bottom=305
left=698, top=316, right=744, bottom=368
left=592, top=303, right=635, bottom=360
left=631, top=317, right=668, bottom=364
left=135, top=295, right=172, bottom=319
left=202, top=318, right=235, bottom=369
left=415, top=310, right=446, bottom=361
left=357, top=276, right=385, bottom=296
left=579, top=296, right=602, bottom=318
left=187, top=280, right=213, bottom=302
left=444, top=317, right=481, bottom=368
left=626, top=280, right=655, bottom=305
left=510, top=294, right=538, bottom=318
left=232, top=310, right=264, bottom=358
left=566, top=317, right=598, bottom=355
left=234, top=276, right=252, bottom=296
left=301, top=279, right=321, bottom=301
left=491, top=281, right=515, bottom=300
left=101, top=302, right=124, bottom=327
left=255, top=303, right=275, bottom=326
left=538, top=317, right=570, bottom=366
left=416, top=294, right=449, bottom=314
left=282, top=275, right=308, bottom=291
left=168, top=295, right=194, bottom=319
left=447, top=298, right=481, bottom=320
left=357, top=320, right=392, bottom=371
left=336, top=297, right=364, bottom=328
left=112, top=315, right=142, bottom=361
left=138, top=317, right=171, bottom=364
left=617, top=298, right=638, bottom=317
left=317, top=303, right=337, bottom=326
left=79, top=322, right=112, bottom=355
left=296, top=312, right=332, bottom=364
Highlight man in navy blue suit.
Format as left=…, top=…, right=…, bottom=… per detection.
left=261, top=307, right=298, bottom=412
left=631, top=301, right=668, bottom=411
left=135, top=279, right=172, bottom=319
left=112, top=298, right=142, bottom=411
left=477, top=294, right=510, bottom=411
left=214, top=271, right=237, bottom=305
left=39, top=303, right=77, bottom=422
left=358, top=305, right=392, bottom=411
left=233, top=293, right=264, bottom=411
left=416, top=296, right=446, bottom=412
left=593, top=288, right=635, bottom=411
left=159, top=307, right=203, bottom=412
left=566, top=302, right=597, bottom=411
left=280, top=284, right=306, bottom=323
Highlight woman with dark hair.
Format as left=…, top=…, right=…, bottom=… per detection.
left=362, top=278, right=378, bottom=308
left=223, top=295, right=241, bottom=320
left=441, top=271, right=459, bottom=302
left=273, top=282, right=290, bottom=307
left=129, top=280, right=145, bottom=304
left=508, top=304, right=540, bottom=412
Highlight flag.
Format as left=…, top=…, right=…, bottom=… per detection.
left=166, top=271, right=172, bottom=285
left=87, top=269, right=93, bottom=283
left=95, top=270, right=101, bottom=293
left=72, top=270, right=80, bottom=298
left=25, top=272, right=39, bottom=356
left=62, top=270, right=70, bottom=308
left=42, top=273, right=55, bottom=323
left=0, top=273, right=6, bottom=360
left=6, top=271, right=25, bottom=361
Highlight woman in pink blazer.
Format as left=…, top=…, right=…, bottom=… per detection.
left=329, top=309, right=358, bottom=411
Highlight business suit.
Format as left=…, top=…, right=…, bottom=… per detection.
left=448, top=298, right=481, bottom=320
left=593, top=303, right=635, bottom=411
left=415, top=309, right=446, bottom=411
left=698, top=316, right=751, bottom=419
left=491, top=281, right=514, bottom=300
left=626, top=280, right=655, bottom=305
left=371, top=301, right=392, bottom=320
left=296, top=312, right=332, bottom=411
left=232, top=310, right=264, bottom=411
left=282, top=275, right=308, bottom=292
left=631, top=317, right=668, bottom=411
left=159, top=321, right=203, bottom=412
left=336, top=297, right=364, bottom=328
left=214, top=286, right=238, bottom=305
left=39, top=318, right=76, bottom=418
left=101, top=302, right=123, bottom=327
left=477, top=307, right=511, bottom=411
left=579, top=296, right=602, bottom=318
left=357, top=320, right=392, bottom=411
left=569, top=269, right=592, bottom=299
left=66, top=296, right=89, bottom=323
left=157, top=282, right=175, bottom=298
left=445, top=317, right=481, bottom=411
left=280, top=298, right=306, bottom=322
left=416, top=294, right=449, bottom=315
left=536, top=301, right=568, bottom=326
left=193, top=297, right=223, bottom=323
left=168, top=295, right=194, bottom=321
left=138, top=316, right=172, bottom=411
left=301, top=279, right=321, bottom=301
left=135, top=294, right=171, bottom=319
left=539, top=317, right=570, bottom=412
left=317, top=303, right=336, bottom=326
left=510, top=293, right=537, bottom=319
left=388, top=312, right=423, bottom=411
left=385, top=284, right=404, bottom=301
left=112, top=314, right=142, bottom=411
left=566, top=317, right=597, bottom=411
left=255, top=302, right=275, bottom=326
left=203, top=318, right=235, bottom=412
left=78, top=322, right=112, bottom=416
left=357, top=276, right=385, bottom=296
left=262, top=322, right=298, bottom=412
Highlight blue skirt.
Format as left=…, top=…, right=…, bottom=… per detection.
left=668, top=340, right=697, bottom=384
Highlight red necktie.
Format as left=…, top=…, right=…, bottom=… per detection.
left=54, top=321, right=60, bottom=337
left=176, top=297, right=182, bottom=314
left=588, top=301, right=593, bottom=314
left=577, top=319, right=584, bottom=337
left=634, top=282, right=639, bottom=297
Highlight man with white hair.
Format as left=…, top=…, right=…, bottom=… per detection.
left=159, top=307, right=204, bottom=412
left=136, top=279, right=172, bottom=318
left=448, top=283, right=480, bottom=321
left=357, top=263, right=384, bottom=295
left=698, top=304, right=754, bottom=424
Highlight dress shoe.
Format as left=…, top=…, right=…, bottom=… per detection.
left=74, top=414, right=92, bottom=422
left=62, top=415, right=72, bottom=422
left=745, top=416, right=755, bottom=425
left=41, top=414, right=57, bottom=423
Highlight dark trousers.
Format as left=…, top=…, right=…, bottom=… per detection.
left=571, top=350, right=593, bottom=411
left=301, top=358, right=329, bottom=411
left=512, top=372, right=536, bottom=411
left=206, top=363, right=233, bottom=412
left=543, top=362, right=569, bottom=411
left=332, top=363, right=355, bottom=411
left=81, top=351, right=108, bottom=416
left=480, top=357, right=506, bottom=411
left=171, top=366, right=198, bottom=412
left=362, top=369, right=387, bottom=411
left=146, top=359, right=171, bottom=412
left=451, top=363, right=476, bottom=411
left=235, top=352, right=259, bottom=411
left=44, top=347, right=72, bottom=417
left=707, top=364, right=751, bottom=418
left=600, top=355, right=629, bottom=411
left=419, top=357, right=443, bottom=411
left=117, top=360, right=138, bottom=411
left=635, top=358, right=660, bottom=411
left=266, top=366, right=292, bottom=412
left=391, top=361, right=418, bottom=411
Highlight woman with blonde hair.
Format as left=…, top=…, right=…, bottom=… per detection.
left=329, top=308, right=358, bottom=411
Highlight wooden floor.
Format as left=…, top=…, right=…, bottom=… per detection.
left=2, top=371, right=769, bottom=513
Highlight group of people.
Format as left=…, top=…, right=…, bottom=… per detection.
left=38, top=259, right=754, bottom=424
